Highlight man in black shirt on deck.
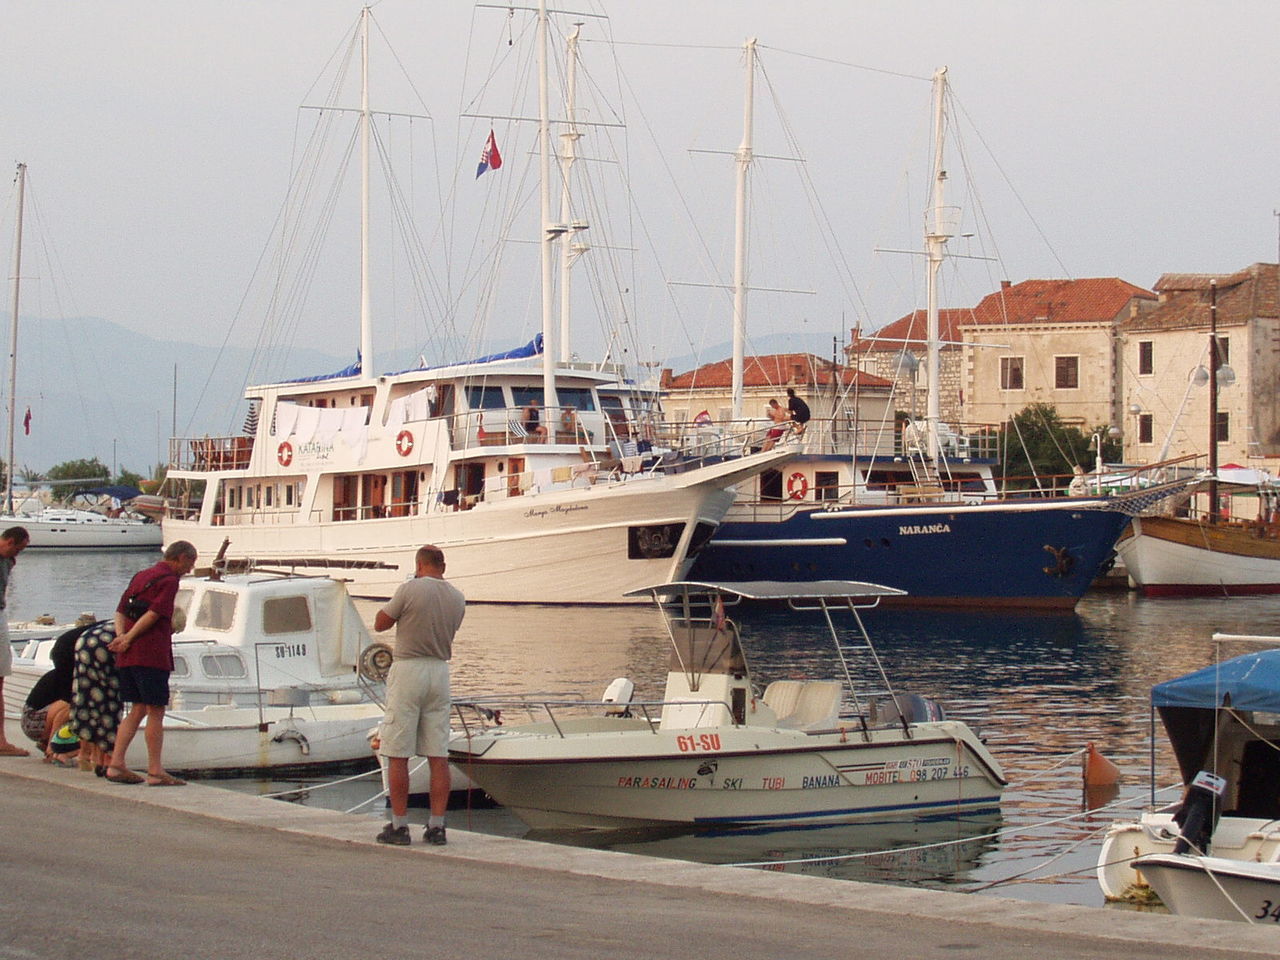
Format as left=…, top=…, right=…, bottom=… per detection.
left=786, top=388, right=811, bottom=437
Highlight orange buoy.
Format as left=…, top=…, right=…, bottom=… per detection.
left=1083, top=741, right=1120, bottom=787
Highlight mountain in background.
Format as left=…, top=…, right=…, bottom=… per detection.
left=9, top=317, right=846, bottom=478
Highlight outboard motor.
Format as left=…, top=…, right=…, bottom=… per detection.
left=1172, top=770, right=1227, bottom=855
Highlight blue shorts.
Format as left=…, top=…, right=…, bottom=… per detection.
left=117, top=665, right=171, bottom=707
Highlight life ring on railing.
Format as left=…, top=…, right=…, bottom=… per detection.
left=395, top=430, right=415, bottom=457
left=786, top=472, right=808, bottom=500
left=277, top=442, right=293, bottom=467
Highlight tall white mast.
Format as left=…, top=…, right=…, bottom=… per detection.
left=923, top=67, right=951, bottom=462
left=359, top=6, right=374, bottom=379
left=537, top=0, right=559, bottom=410
left=730, top=38, right=757, bottom=422
left=558, top=24, right=585, bottom=364
left=6, top=163, right=26, bottom=514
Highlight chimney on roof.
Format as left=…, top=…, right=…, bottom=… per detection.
left=659, top=368, right=673, bottom=388
left=1000, top=279, right=1011, bottom=290
left=792, top=362, right=806, bottom=382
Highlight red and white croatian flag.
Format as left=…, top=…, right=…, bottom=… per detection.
left=475, top=129, right=503, bottom=178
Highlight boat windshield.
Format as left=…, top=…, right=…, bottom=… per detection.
left=667, top=620, right=747, bottom=691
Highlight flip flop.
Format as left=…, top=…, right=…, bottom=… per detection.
left=146, top=774, right=186, bottom=787
left=0, top=744, right=30, bottom=757
left=105, top=769, right=145, bottom=785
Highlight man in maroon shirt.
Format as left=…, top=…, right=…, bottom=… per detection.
left=104, top=540, right=197, bottom=786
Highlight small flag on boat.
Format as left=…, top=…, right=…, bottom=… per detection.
left=693, top=410, right=712, bottom=426
left=476, top=129, right=503, bottom=178
left=712, top=594, right=726, bottom=631
left=22, top=407, right=30, bottom=435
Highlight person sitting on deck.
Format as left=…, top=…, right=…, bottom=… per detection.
left=521, top=401, right=548, bottom=442
left=762, top=399, right=789, bottom=451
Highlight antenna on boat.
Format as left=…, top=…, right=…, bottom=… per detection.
left=6, top=162, right=26, bottom=516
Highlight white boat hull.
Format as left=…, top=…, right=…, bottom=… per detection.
left=1132, top=853, right=1280, bottom=923
left=451, top=719, right=1004, bottom=830
left=167, top=467, right=752, bottom=603
left=18, top=515, right=163, bottom=550
left=4, top=704, right=382, bottom=775
left=1118, top=516, right=1280, bottom=596
left=1097, top=812, right=1280, bottom=901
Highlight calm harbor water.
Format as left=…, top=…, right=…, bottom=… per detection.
left=13, top=548, right=1280, bottom=907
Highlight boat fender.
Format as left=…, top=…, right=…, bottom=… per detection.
left=272, top=727, right=311, bottom=756
left=785, top=472, right=808, bottom=500
left=1171, top=770, right=1227, bottom=855
left=1041, top=544, right=1074, bottom=577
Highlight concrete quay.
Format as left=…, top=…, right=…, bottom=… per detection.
left=1, top=759, right=1276, bottom=959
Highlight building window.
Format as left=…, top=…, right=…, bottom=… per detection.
left=1138, top=341, right=1153, bottom=375
left=1216, top=412, right=1230, bottom=442
left=1000, top=356, right=1024, bottom=391
left=1138, top=413, right=1153, bottom=444
left=1054, top=356, right=1079, bottom=389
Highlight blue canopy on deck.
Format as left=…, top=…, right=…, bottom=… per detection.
left=1152, top=648, right=1280, bottom=712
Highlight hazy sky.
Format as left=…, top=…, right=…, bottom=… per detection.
left=3, top=1, right=1279, bottom=389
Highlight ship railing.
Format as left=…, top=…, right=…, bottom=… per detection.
left=170, top=435, right=255, bottom=471
left=450, top=694, right=736, bottom=739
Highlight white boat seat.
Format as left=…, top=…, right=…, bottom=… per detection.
left=601, top=677, right=635, bottom=717
left=762, top=680, right=804, bottom=719
left=764, top=680, right=843, bottom=730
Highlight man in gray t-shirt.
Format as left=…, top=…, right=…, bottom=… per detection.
left=373, top=544, right=465, bottom=846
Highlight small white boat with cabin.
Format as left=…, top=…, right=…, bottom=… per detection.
left=6, top=569, right=388, bottom=776
left=1096, top=635, right=1280, bottom=921
left=447, top=580, right=1006, bottom=830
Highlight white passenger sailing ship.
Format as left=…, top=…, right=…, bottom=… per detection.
left=159, top=6, right=786, bottom=603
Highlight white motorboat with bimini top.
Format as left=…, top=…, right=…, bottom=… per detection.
left=448, top=580, right=1006, bottom=831
left=1096, top=635, right=1280, bottom=920
left=5, top=568, right=388, bottom=776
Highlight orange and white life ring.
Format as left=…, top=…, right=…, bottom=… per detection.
left=396, top=430, right=415, bottom=457
left=786, top=472, right=808, bottom=500
left=277, top=441, right=293, bottom=467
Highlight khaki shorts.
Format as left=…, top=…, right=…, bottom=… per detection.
left=378, top=658, right=451, bottom=759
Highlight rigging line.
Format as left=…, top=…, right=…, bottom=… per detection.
left=757, top=45, right=933, bottom=84
left=756, top=52, right=871, bottom=328
left=949, top=92, right=1072, bottom=279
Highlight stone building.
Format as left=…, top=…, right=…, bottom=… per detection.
left=1119, top=263, right=1280, bottom=464
left=847, top=309, right=970, bottom=426
left=959, top=278, right=1156, bottom=432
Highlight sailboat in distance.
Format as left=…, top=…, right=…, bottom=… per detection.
left=157, top=5, right=788, bottom=603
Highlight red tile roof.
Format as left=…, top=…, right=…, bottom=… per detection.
left=1126, top=263, right=1280, bottom=331
left=964, top=278, right=1154, bottom=326
left=856, top=278, right=1154, bottom=347
left=665, top=352, right=888, bottom=390
left=849, top=309, right=972, bottom=353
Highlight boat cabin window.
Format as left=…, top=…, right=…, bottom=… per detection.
left=262, top=596, right=312, bottom=635
left=509, top=386, right=544, bottom=408
left=555, top=387, right=597, bottom=412
left=171, top=655, right=190, bottom=679
left=815, top=471, right=840, bottom=501
left=194, top=590, right=238, bottom=631
left=465, top=385, right=506, bottom=410
left=200, top=653, right=247, bottom=679
left=174, top=589, right=194, bottom=623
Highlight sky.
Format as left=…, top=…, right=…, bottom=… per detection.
left=2, top=1, right=1279, bottom=468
